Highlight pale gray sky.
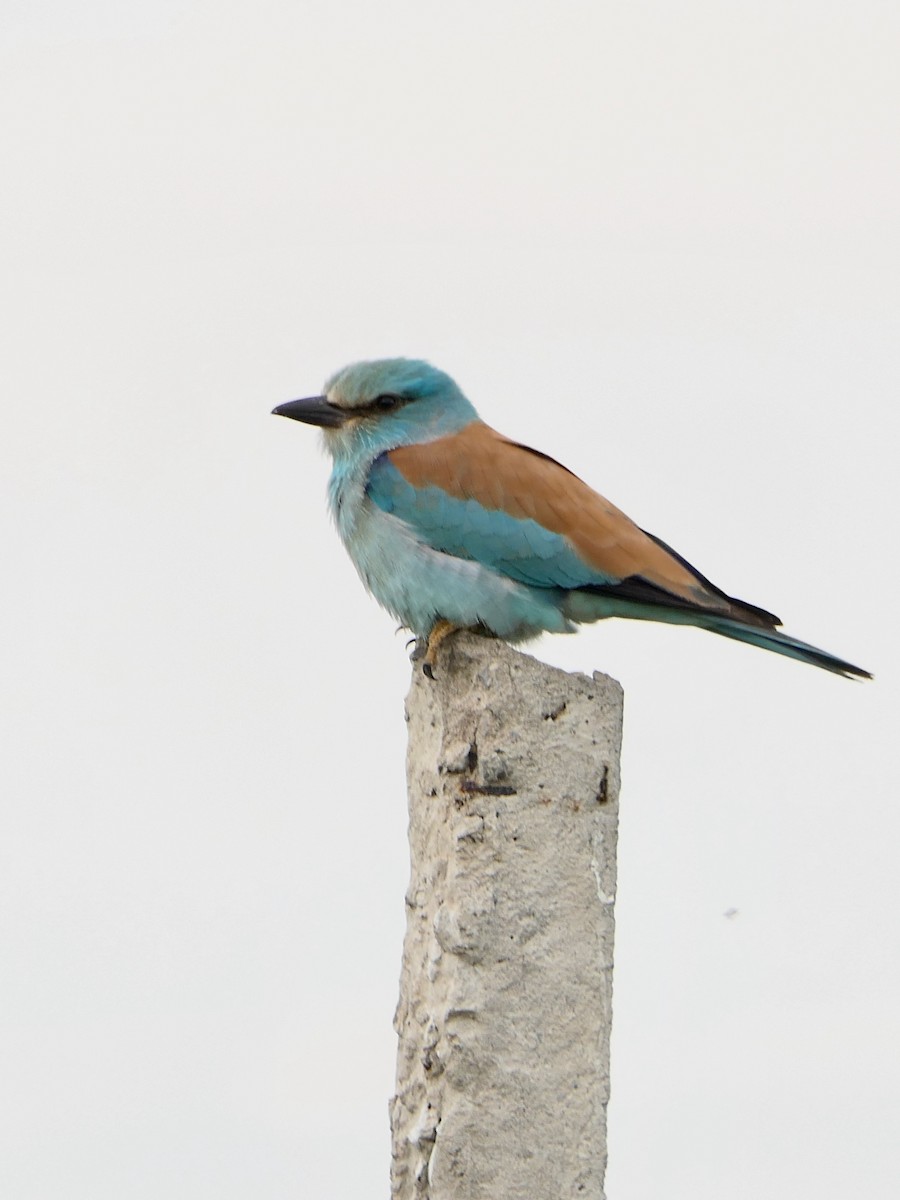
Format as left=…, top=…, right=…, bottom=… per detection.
left=2, top=2, right=898, bottom=1197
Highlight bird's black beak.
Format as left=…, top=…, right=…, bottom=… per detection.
left=271, top=396, right=348, bottom=428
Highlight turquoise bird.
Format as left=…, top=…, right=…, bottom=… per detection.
left=273, top=358, right=870, bottom=680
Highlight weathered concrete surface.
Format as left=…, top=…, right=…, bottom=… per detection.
left=391, top=633, right=623, bottom=1200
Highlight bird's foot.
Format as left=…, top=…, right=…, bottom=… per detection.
left=420, top=620, right=459, bottom=679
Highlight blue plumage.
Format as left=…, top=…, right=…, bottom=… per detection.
left=366, top=455, right=602, bottom=590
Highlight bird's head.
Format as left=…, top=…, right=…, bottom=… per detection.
left=272, top=358, right=478, bottom=460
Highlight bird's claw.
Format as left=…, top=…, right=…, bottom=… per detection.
left=409, top=638, right=437, bottom=676
left=418, top=619, right=458, bottom=680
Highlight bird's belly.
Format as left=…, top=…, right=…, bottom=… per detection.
left=342, top=505, right=572, bottom=639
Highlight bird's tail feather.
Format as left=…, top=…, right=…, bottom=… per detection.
left=702, top=616, right=870, bottom=679
left=565, top=591, right=870, bottom=679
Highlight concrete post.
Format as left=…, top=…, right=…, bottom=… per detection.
left=391, top=633, right=623, bottom=1200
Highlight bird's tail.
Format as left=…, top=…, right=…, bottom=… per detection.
left=565, top=589, right=871, bottom=679
left=701, top=616, right=871, bottom=680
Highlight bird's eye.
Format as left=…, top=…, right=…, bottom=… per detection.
left=374, top=393, right=402, bottom=411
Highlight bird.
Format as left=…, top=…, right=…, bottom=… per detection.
left=273, top=358, right=870, bottom=681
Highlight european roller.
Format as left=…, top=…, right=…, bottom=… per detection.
left=273, top=358, right=870, bottom=680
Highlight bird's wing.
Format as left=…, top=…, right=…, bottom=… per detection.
left=367, top=421, right=779, bottom=627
